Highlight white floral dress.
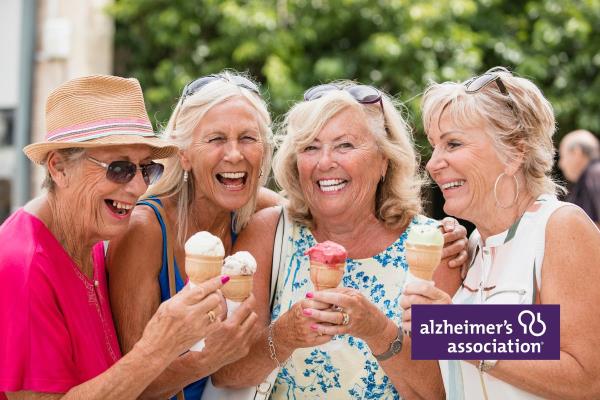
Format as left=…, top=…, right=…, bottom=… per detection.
left=270, top=215, right=437, bottom=399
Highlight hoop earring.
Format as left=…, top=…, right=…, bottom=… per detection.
left=493, top=173, right=519, bottom=209
left=183, top=170, right=189, bottom=183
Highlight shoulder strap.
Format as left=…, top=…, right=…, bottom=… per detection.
left=138, top=198, right=178, bottom=298
left=270, top=206, right=287, bottom=309
left=138, top=199, right=185, bottom=400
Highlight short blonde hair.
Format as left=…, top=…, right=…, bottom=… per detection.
left=273, top=81, right=423, bottom=230
left=147, top=71, right=273, bottom=245
left=422, top=68, right=562, bottom=197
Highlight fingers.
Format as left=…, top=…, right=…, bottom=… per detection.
left=303, top=308, right=346, bottom=325
left=441, top=238, right=468, bottom=260
left=440, top=217, right=457, bottom=233
left=185, top=275, right=230, bottom=303
left=228, top=295, right=256, bottom=325
left=448, top=249, right=468, bottom=268
left=301, top=297, right=333, bottom=310
left=308, top=290, right=354, bottom=309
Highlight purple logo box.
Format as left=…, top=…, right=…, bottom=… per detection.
left=411, top=304, right=559, bottom=360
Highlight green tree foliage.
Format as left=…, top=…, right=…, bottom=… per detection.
left=110, top=0, right=600, bottom=148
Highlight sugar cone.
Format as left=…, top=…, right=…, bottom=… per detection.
left=405, top=242, right=442, bottom=281
left=185, top=253, right=223, bottom=284
left=310, top=261, right=345, bottom=291
left=221, top=274, right=253, bottom=302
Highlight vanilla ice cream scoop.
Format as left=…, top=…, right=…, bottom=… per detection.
left=222, top=251, right=257, bottom=276
left=405, top=224, right=443, bottom=281
left=185, top=231, right=225, bottom=257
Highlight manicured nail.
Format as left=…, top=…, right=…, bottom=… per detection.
left=303, top=309, right=312, bottom=316
left=306, top=292, right=314, bottom=298
left=310, top=323, right=319, bottom=330
left=221, top=275, right=230, bottom=284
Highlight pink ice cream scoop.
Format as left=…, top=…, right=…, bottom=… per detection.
left=306, top=241, right=347, bottom=290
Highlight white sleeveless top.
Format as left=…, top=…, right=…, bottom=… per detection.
left=439, top=194, right=569, bottom=400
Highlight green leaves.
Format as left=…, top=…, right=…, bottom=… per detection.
left=112, top=0, right=600, bottom=143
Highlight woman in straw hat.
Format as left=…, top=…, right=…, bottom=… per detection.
left=0, top=75, right=230, bottom=400
left=107, top=71, right=281, bottom=399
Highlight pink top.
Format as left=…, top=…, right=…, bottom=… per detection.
left=0, top=209, right=122, bottom=398
left=305, top=240, right=348, bottom=265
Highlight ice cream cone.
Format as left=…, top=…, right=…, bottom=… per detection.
left=405, top=242, right=442, bottom=281
left=310, top=261, right=345, bottom=291
left=185, top=253, right=223, bottom=284
left=222, top=274, right=253, bottom=302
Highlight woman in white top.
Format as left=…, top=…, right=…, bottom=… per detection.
left=400, top=67, right=600, bottom=399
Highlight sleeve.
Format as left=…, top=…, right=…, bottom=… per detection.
left=0, top=253, right=78, bottom=394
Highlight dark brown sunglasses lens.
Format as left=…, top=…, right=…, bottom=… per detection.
left=107, top=161, right=137, bottom=183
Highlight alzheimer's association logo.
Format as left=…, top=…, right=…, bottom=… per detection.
left=411, top=305, right=560, bottom=360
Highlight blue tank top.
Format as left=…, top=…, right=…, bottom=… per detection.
left=137, top=198, right=238, bottom=400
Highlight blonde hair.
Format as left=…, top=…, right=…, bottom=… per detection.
left=273, top=81, right=423, bottom=230
left=147, top=71, right=273, bottom=245
left=422, top=68, right=563, bottom=197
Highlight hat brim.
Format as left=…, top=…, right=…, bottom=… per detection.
left=23, top=134, right=179, bottom=164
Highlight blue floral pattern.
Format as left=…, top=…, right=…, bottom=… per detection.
left=270, top=215, right=437, bottom=399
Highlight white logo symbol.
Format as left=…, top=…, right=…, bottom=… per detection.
left=518, top=310, right=546, bottom=337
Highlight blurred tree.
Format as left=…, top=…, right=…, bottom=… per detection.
left=110, top=0, right=600, bottom=226
left=110, top=0, right=600, bottom=150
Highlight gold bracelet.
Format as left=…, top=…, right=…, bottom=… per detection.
left=267, top=321, right=282, bottom=368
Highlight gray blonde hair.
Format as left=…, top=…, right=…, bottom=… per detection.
left=273, top=82, right=423, bottom=230
left=422, top=68, right=563, bottom=198
left=147, top=72, right=273, bottom=246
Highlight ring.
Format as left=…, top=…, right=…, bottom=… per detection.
left=332, top=305, right=343, bottom=312
left=207, top=310, right=216, bottom=323
left=341, top=311, right=350, bottom=326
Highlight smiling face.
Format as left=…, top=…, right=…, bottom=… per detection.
left=180, top=96, right=264, bottom=211
left=57, top=145, right=153, bottom=242
left=426, top=110, right=512, bottom=225
left=296, top=107, right=387, bottom=222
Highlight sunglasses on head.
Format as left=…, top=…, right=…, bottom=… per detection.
left=181, top=74, right=260, bottom=105
left=303, top=84, right=384, bottom=111
left=87, top=157, right=164, bottom=186
left=463, top=66, right=518, bottom=115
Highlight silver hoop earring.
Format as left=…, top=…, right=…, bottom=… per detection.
left=183, top=170, right=189, bottom=183
left=493, top=173, right=519, bottom=209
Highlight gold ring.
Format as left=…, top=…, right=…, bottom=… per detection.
left=207, top=310, right=216, bottom=323
left=341, top=311, right=350, bottom=326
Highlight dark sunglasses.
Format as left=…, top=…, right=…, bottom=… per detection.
left=303, top=84, right=383, bottom=111
left=87, top=157, right=164, bottom=185
left=181, top=74, right=260, bottom=104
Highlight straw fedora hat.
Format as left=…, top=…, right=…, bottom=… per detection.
left=23, top=75, right=178, bottom=164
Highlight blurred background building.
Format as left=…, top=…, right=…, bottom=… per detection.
left=0, top=0, right=113, bottom=222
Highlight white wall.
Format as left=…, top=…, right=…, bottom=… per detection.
left=0, top=0, right=22, bottom=109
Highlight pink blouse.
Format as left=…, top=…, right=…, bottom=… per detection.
left=0, top=209, right=122, bottom=397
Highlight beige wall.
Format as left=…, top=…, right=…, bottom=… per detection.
left=31, top=0, right=114, bottom=194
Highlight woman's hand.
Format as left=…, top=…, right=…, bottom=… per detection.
left=273, top=296, right=333, bottom=351
left=399, top=281, right=452, bottom=333
left=137, top=275, right=228, bottom=360
left=203, top=294, right=260, bottom=368
left=302, top=288, right=389, bottom=343
left=439, top=217, right=469, bottom=269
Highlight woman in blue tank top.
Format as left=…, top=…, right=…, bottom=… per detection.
left=107, top=71, right=282, bottom=399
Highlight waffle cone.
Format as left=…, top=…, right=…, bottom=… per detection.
left=185, top=253, right=223, bottom=284
left=221, top=274, right=253, bottom=302
left=310, top=261, right=345, bottom=291
left=405, top=242, right=443, bottom=281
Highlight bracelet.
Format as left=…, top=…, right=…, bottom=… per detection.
left=267, top=321, right=282, bottom=368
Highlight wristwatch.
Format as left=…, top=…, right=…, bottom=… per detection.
left=478, top=359, right=498, bottom=373
left=373, top=326, right=404, bottom=361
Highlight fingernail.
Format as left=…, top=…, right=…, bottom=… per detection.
left=221, top=275, right=230, bottom=284
left=306, top=292, right=314, bottom=298
left=310, top=323, right=318, bottom=330
left=303, top=309, right=312, bottom=316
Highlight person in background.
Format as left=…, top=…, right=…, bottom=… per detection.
left=213, top=81, right=469, bottom=399
left=0, top=75, right=228, bottom=400
left=401, top=67, right=600, bottom=399
left=107, top=72, right=281, bottom=399
left=558, top=129, right=600, bottom=227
